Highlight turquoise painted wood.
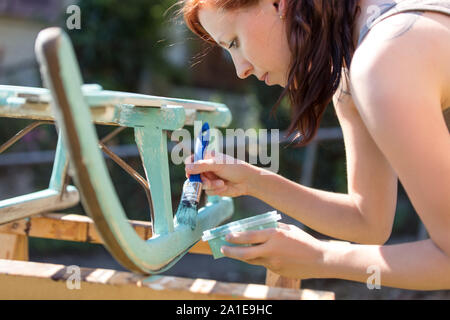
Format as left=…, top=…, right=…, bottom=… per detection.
left=0, top=186, right=79, bottom=224
left=135, top=126, right=175, bottom=235
left=0, top=100, right=79, bottom=224
left=49, top=133, right=69, bottom=192
left=0, top=123, right=78, bottom=224
left=0, top=85, right=232, bottom=128
left=113, top=104, right=185, bottom=129
left=30, top=27, right=234, bottom=274
left=0, top=83, right=229, bottom=111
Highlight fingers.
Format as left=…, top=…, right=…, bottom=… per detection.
left=184, top=150, right=217, bottom=165
left=185, top=158, right=219, bottom=175
left=220, top=244, right=266, bottom=261
left=225, top=228, right=276, bottom=244
left=204, top=186, right=227, bottom=196
left=184, top=154, right=194, bottom=165
left=220, top=228, right=284, bottom=265
left=277, top=222, right=292, bottom=231
left=183, top=155, right=227, bottom=194
left=201, top=174, right=224, bottom=190
left=202, top=171, right=220, bottom=181
left=184, top=151, right=240, bottom=167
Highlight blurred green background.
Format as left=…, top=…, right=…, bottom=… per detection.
left=0, top=0, right=432, bottom=299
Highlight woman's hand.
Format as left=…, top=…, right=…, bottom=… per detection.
left=221, top=223, right=327, bottom=279
left=184, top=150, right=257, bottom=198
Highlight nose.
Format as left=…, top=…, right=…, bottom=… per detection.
left=231, top=54, right=253, bottom=80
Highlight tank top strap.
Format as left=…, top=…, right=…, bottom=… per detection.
left=357, top=0, right=450, bottom=48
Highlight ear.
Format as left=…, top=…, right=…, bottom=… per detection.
left=273, top=0, right=287, bottom=16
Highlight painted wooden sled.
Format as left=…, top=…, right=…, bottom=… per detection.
left=0, top=27, right=234, bottom=274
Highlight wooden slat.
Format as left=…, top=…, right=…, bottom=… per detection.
left=265, top=270, right=301, bottom=289
left=0, top=259, right=334, bottom=300
left=0, top=187, right=80, bottom=225
left=0, top=233, right=28, bottom=261
left=0, top=213, right=212, bottom=255
left=0, top=214, right=340, bottom=297
left=0, top=85, right=220, bottom=111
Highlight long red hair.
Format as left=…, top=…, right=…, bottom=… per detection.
left=177, top=0, right=361, bottom=147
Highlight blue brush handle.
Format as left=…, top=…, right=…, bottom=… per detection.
left=189, top=122, right=210, bottom=183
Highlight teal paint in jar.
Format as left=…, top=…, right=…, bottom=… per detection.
left=201, top=211, right=282, bottom=259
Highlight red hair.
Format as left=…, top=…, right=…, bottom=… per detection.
left=177, top=0, right=361, bottom=147
left=180, top=0, right=259, bottom=43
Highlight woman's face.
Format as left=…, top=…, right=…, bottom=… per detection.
left=198, top=0, right=291, bottom=87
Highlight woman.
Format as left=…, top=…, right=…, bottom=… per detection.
left=180, top=0, right=450, bottom=290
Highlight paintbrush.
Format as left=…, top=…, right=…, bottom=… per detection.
left=175, top=122, right=210, bottom=230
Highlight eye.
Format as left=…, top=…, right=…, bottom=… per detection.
left=228, top=38, right=238, bottom=49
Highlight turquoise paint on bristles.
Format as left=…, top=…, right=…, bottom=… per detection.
left=175, top=122, right=210, bottom=230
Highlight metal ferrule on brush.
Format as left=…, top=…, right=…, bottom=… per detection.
left=181, top=180, right=203, bottom=204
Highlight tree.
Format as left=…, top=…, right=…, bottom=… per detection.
left=68, top=0, right=180, bottom=92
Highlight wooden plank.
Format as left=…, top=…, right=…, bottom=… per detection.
left=0, top=259, right=334, bottom=300
left=0, top=214, right=350, bottom=268
left=0, top=213, right=212, bottom=255
left=0, top=187, right=79, bottom=224
left=0, top=86, right=231, bottom=128
left=0, top=233, right=28, bottom=261
left=0, top=85, right=222, bottom=111
left=0, top=213, right=351, bottom=258
left=265, top=270, right=301, bottom=289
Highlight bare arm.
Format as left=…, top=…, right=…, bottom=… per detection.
left=246, top=73, right=397, bottom=244
left=221, top=223, right=450, bottom=290
left=247, top=167, right=390, bottom=244
left=320, top=238, right=450, bottom=290
left=345, top=13, right=450, bottom=285
left=220, top=11, right=450, bottom=290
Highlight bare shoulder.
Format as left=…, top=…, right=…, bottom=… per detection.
left=357, top=10, right=450, bottom=53
left=351, top=10, right=450, bottom=109
left=347, top=12, right=450, bottom=255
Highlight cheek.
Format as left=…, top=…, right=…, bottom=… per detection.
left=243, top=25, right=281, bottom=66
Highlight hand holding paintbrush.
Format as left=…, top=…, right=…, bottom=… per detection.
left=184, top=150, right=257, bottom=199
left=175, top=122, right=210, bottom=229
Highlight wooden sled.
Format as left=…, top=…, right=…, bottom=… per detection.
left=0, top=27, right=335, bottom=299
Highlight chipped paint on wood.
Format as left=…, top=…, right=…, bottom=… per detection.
left=0, top=27, right=235, bottom=275
left=0, top=213, right=214, bottom=255
left=0, top=187, right=79, bottom=224
left=0, top=259, right=335, bottom=300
